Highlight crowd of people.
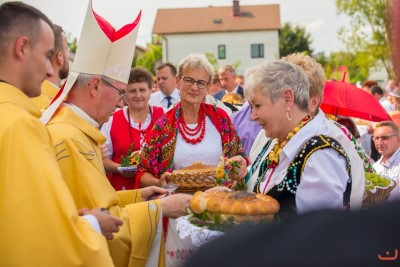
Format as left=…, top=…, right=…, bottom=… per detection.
left=1, top=1, right=400, bottom=267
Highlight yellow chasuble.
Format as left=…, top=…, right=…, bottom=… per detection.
left=46, top=106, right=165, bottom=267
left=0, top=83, right=114, bottom=266
left=31, top=79, right=59, bottom=112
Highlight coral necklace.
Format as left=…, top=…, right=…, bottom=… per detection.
left=178, top=106, right=206, bottom=144
left=127, top=106, right=152, bottom=149
left=266, top=115, right=312, bottom=169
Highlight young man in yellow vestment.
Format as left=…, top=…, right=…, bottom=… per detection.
left=0, top=2, right=124, bottom=266
left=40, top=1, right=192, bottom=267
left=31, top=24, right=70, bottom=112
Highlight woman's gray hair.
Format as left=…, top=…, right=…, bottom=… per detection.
left=244, top=60, right=310, bottom=111
left=177, top=54, right=214, bottom=82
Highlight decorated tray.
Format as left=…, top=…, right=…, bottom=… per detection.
left=117, top=166, right=137, bottom=172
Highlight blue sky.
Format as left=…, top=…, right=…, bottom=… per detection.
left=22, top=0, right=350, bottom=54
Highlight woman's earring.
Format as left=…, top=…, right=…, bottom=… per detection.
left=286, top=110, right=292, bottom=121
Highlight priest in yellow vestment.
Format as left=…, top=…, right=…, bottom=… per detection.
left=41, top=2, right=191, bottom=267
left=0, top=2, right=117, bottom=266
left=31, top=24, right=70, bottom=112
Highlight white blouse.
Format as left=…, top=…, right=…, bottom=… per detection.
left=173, top=117, right=222, bottom=169
left=100, top=106, right=152, bottom=156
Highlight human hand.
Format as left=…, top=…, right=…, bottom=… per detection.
left=159, top=172, right=171, bottom=187
left=160, top=193, right=192, bottom=218
left=141, top=186, right=168, bottom=200
left=227, top=156, right=248, bottom=182
left=99, top=144, right=110, bottom=159
left=87, top=208, right=123, bottom=240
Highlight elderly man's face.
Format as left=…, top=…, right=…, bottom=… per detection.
left=97, top=78, right=126, bottom=124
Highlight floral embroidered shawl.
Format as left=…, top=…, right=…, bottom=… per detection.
left=136, top=102, right=247, bottom=186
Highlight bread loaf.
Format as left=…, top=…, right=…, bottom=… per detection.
left=190, top=190, right=280, bottom=223
left=166, top=162, right=218, bottom=191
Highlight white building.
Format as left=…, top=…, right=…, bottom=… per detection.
left=152, top=1, right=281, bottom=74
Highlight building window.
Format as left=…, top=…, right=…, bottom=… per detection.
left=251, top=44, right=264, bottom=58
left=218, top=45, right=226, bottom=59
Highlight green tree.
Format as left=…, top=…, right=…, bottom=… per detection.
left=204, top=53, right=241, bottom=73
left=279, top=22, right=314, bottom=57
left=323, top=51, right=374, bottom=83
left=135, top=43, right=162, bottom=75
left=65, top=33, right=78, bottom=54
left=336, top=0, right=393, bottom=79
left=205, top=53, right=219, bottom=73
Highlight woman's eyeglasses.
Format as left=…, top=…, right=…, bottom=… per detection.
left=181, top=77, right=209, bottom=89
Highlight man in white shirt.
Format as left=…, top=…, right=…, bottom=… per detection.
left=149, top=63, right=180, bottom=109
left=372, top=121, right=400, bottom=201
left=371, top=85, right=395, bottom=112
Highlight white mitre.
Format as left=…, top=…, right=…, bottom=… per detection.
left=41, top=0, right=141, bottom=124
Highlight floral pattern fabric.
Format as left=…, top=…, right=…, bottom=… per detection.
left=330, top=119, right=375, bottom=173
left=136, top=102, right=247, bottom=186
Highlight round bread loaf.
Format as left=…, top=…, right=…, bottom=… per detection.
left=190, top=190, right=280, bottom=223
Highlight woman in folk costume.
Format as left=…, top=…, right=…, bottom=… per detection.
left=136, top=53, right=248, bottom=187
left=101, top=67, right=164, bottom=190
left=41, top=2, right=191, bottom=267
left=247, top=54, right=367, bottom=212
left=136, top=54, right=248, bottom=267
left=245, top=60, right=353, bottom=218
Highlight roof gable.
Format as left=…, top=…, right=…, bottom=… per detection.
left=153, top=4, right=280, bottom=34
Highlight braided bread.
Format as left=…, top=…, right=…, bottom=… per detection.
left=166, top=162, right=218, bottom=191
left=190, top=190, right=280, bottom=223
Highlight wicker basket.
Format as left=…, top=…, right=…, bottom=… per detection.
left=166, top=162, right=217, bottom=193
left=362, top=180, right=397, bottom=208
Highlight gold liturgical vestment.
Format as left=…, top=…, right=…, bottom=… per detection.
left=46, top=105, right=165, bottom=267
left=31, top=79, right=59, bottom=112
left=0, top=82, right=114, bottom=266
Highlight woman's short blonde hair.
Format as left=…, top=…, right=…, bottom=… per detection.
left=281, top=53, right=325, bottom=100
left=177, top=54, right=214, bottom=82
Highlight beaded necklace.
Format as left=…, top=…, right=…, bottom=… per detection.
left=254, top=115, right=312, bottom=193
left=178, top=105, right=206, bottom=144
left=266, top=115, right=311, bottom=168
left=127, top=106, right=152, bottom=149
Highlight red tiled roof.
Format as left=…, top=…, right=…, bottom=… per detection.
left=153, top=4, right=280, bottom=34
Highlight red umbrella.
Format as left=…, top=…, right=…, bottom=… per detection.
left=320, top=80, right=391, bottom=122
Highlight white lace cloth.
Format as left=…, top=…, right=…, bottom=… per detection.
left=165, top=216, right=224, bottom=267
left=175, top=215, right=225, bottom=247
